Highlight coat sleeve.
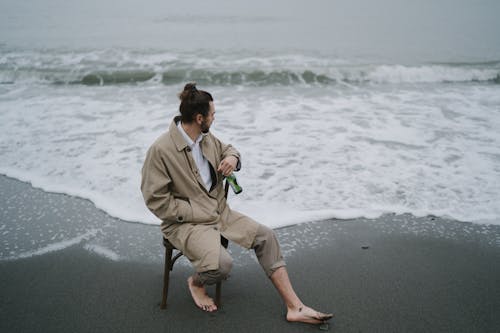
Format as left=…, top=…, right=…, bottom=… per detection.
left=218, top=138, right=242, bottom=171
left=140, top=145, right=193, bottom=223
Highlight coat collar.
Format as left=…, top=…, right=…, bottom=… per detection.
left=170, top=116, right=191, bottom=152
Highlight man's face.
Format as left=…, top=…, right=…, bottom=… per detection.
left=200, top=102, right=215, bottom=134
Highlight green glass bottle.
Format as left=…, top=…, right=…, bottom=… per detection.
left=226, top=173, right=242, bottom=194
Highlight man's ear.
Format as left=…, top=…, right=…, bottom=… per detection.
left=195, top=114, right=203, bottom=125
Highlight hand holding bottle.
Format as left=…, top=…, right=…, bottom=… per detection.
left=217, top=156, right=238, bottom=176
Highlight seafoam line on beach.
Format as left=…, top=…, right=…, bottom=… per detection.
left=83, top=243, right=120, bottom=261
left=0, top=229, right=100, bottom=261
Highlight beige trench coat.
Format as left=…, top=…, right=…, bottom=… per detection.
left=141, top=116, right=259, bottom=272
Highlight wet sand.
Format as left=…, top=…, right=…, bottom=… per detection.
left=1, top=175, right=500, bottom=332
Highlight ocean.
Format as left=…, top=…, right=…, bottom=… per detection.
left=1, top=0, right=500, bottom=259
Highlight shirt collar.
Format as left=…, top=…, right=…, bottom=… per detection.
left=177, top=120, right=203, bottom=147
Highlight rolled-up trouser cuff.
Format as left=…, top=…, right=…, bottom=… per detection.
left=194, top=244, right=233, bottom=285
left=195, top=269, right=228, bottom=285
left=267, top=260, right=287, bottom=278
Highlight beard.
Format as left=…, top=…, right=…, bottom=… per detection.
left=200, top=119, right=211, bottom=134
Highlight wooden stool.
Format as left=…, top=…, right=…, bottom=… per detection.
left=160, top=235, right=229, bottom=309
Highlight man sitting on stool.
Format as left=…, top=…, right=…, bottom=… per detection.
left=141, top=83, right=333, bottom=325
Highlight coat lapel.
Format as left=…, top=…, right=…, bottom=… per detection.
left=201, top=137, right=220, bottom=198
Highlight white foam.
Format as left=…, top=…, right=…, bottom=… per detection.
left=83, top=244, right=120, bottom=261
left=230, top=201, right=386, bottom=229
left=1, top=53, right=500, bottom=229
left=1, top=229, right=98, bottom=261
left=367, top=64, right=499, bottom=83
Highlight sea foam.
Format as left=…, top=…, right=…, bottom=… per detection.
left=2, top=229, right=99, bottom=261
left=1, top=49, right=500, bottom=228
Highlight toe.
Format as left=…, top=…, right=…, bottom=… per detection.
left=316, top=312, right=334, bottom=320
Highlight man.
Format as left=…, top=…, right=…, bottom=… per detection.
left=141, top=83, right=333, bottom=325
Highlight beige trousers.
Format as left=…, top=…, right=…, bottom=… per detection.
left=194, top=224, right=286, bottom=285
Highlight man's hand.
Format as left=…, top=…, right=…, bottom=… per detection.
left=217, top=156, right=238, bottom=176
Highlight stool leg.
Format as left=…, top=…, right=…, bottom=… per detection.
left=161, top=247, right=173, bottom=309
left=215, top=281, right=222, bottom=308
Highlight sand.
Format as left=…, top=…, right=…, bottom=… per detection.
left=1, top=175, right=500, bottom=332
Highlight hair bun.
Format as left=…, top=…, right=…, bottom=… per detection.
left=179, top=82, right=197, bottom=101
left=185, top=82, right=197, bottom=92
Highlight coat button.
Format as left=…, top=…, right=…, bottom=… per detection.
left=186, top=147, right=191, bottom=152
left=177, top=216, right=184, bottom=222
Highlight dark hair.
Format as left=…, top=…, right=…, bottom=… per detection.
left=178, top=83, right=213, bottom=123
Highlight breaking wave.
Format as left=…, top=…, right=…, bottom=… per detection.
left=1, top=48, right=499, bottom=86
left=2, top=66, right=499, bottom=86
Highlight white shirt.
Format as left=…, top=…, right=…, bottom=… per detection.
left=177, top=122, right=213, bottom=191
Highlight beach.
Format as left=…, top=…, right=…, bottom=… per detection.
left=2, top=0, right=500, bottom=332
left=1, top=175, right=500, bottom=333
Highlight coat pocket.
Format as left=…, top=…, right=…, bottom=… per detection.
left=189, top=196, right=219, bottom=223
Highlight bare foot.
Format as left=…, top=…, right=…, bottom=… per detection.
left=187, top=276, right=218, bottom=312
left=286, top=304, right=334, bottom=325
